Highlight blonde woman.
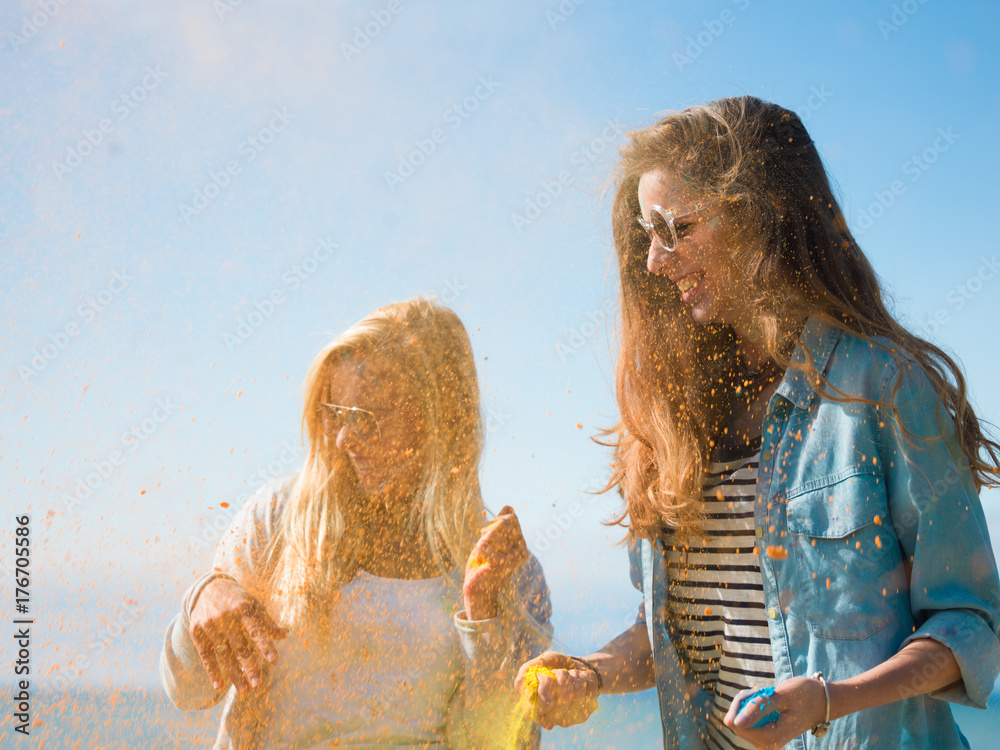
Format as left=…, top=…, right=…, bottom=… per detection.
left=517, top=96, right=1000, bottom=749
left=161, top=298, right=551, bottom=749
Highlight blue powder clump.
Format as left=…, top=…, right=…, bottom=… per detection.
left=738, top=686, right=779, bottom=728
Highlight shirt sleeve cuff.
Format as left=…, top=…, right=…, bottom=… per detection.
left=182, top=571, right=235, bottom=620
left=902, top=609, right=1000, bottom=708
left=453, top=610, right=505, bottom=671
left=170, top=607, right=199, bottom=665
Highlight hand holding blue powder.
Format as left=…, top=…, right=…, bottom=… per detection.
left=737, top=686, right=780, bottom=728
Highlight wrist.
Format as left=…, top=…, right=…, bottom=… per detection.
left=809, top=672, right=832, bottom=737
left=581, top=653, right=618, bottom=693
left=570, top=656, right=603, bottom=694
left=826, top=679, right=853, bottom=723
left=184, top=572, right=235, bottom=619
left=463, top=593, right=498, bottom=621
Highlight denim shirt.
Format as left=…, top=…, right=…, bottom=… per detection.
left=629, top=317, right=1000, bottom=749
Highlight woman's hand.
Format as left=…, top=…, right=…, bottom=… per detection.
left=462, top=505, right=530, bottom=620
left=514, top=651, right=600, bottom=730
left=722, top=676, right=827, bottom=749
left=188, top=577, right=288, bottom=694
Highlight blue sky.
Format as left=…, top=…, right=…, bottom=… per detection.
left=2, top=0, right=999, bottom=738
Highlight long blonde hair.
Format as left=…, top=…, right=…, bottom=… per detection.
left=604, top=95, right=1000, bottom=542
left=266, top=298, right=485, bottom=628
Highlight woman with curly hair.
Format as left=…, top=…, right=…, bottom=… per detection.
left=517, top=96, right=1000, bottom=749
left=161, top=298, right=551, bottom=749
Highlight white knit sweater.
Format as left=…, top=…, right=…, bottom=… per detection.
left=159, top=477, right=552, bottom=749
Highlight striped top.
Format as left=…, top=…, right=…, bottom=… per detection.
left=663, top=437, right=775, bottom=750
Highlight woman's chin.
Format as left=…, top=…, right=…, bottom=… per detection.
left=353, top=472, right=380, bottom=495
left=689, top=303, right=719, bottom=325
left=358, top=475, right=384, bottom=496
left=355, top=477, right=417, bottom=510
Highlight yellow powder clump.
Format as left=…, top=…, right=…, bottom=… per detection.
left=519, top=665, right=556, bottom=704
left=505, top=665, right=559, bottom=748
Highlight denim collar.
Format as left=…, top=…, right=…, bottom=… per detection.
left=775, top=316, right=842, bottom=411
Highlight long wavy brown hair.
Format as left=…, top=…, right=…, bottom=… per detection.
left=603, top=95, right=999, bottom=543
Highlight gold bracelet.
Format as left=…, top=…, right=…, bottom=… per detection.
left=810, top=671, right=831, bottom=737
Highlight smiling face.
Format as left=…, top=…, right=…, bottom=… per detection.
left=324, top=353, right=428, bottom=510
left=637, top=168, right=749, bottom=328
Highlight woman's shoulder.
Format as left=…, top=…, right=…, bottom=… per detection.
left=211, top=475, right=299, bottom=588
left=230, top=474, right=297, bottom=544
left=821, top=323, right=926, bottom=402
left=249, top=473, right=296, bottom=509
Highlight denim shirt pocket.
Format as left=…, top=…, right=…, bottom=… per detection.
left=785, top=469, right=898, bottom=640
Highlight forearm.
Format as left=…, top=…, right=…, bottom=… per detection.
left=829, top=637, right=961, bottom=721
left=584, top=623, right=656, bottom=694
left=464, top=592, right=497, bottom=621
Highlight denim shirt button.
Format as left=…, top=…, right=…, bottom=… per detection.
left=768, top=606, right=778, bottom=619
left=755, top=527, right=763, bottom=538
left=762, top=449, right=773, bottom=462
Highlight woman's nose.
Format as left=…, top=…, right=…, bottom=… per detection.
left=334, top=425, right=353, bottom=453
left=647, top=242, right=674, bottom=276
